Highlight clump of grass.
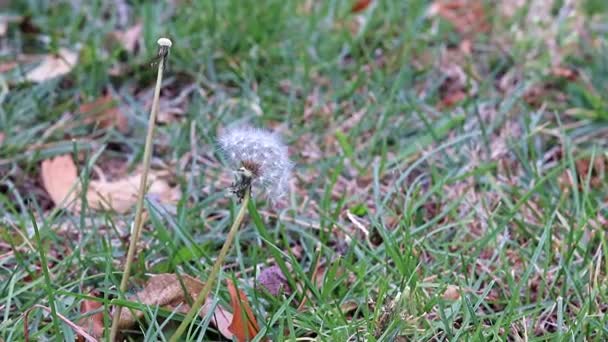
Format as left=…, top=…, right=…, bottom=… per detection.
left=170, top=126, right=291, bottom=341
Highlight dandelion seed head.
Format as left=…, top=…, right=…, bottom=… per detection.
left=157, top=37, right=173, bottom=47
left=218, top=126, right=292, bottom=201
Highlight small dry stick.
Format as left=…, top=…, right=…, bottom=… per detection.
left=108, top=37, right=172, bottom=341
left=169, top=186, right=251, bottom=342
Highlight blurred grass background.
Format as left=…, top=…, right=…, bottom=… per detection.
left=1, top=0, right=608, bottom=340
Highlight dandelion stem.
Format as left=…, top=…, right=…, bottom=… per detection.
left=170, top=187, right=251, bottom=342
left=108, top=37, right=171, bottom=342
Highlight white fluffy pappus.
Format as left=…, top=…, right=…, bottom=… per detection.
left=218, top=126, right=292, bottom=200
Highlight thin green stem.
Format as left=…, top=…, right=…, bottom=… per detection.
left=170, top=188, right=251, bottom=342
left=30, top=214, right=63, bottom=338
left=108, top=39, right=170, bottom=341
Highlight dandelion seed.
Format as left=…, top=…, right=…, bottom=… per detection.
left=218, top=126, right=292, bottom=202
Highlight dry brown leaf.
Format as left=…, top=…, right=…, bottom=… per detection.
left=79, top=95, right=129, bottom=133
left=41, top=155, right=79, bottom=209
left=111, top=23, right=142, bottom=53
left=40, top=155, right=180, bottom=213
left=340, top=300, right=359, bottom=315
left=439, top=89, right=467, bottom=108
left=559, top=155, right=607, bottom=192
left=25, top=48, right=78, bottom=83
left=257, top=265, right=291, bottom=296
left=0, top=61, right=18, bottom=73
left=116, top=274, right=233, bottom=339
left=227, top=279, right=261, bottom=342
left=575, top=156, right=606, bottom=189
left=442, top=285, right=461, bottom=300
left=86, top=172, right=180, bottom=213
left=551, top=66, right=578, bottom=81
left=78, top=297, right=104, bottom=340
left=437, top=61, right=476, bottom=109
left=351, top=0, right=372, bottom=13
left=428, top=0, right=489, bottom=38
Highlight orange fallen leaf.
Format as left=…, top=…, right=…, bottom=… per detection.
left=79, top=95, right=129, bottom=133
left=351, top=0, right=372, bottom=13
left=40, top=155, right=180, bottom=213
left=227, top=279, right=261, bottom=342
left=25, top=48, right=78, bottom=83
left=78, top=297, right=104, bottom=340
left=115, top=273, right=233, bottom=339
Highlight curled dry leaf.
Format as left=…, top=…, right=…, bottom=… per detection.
left=41, top=155, right=180, bottom=214
left=227, top=279, right=262, bottom=342
left=25, top=48, right=78, bottom=83
left=116, top=273, right=233, bottom=339
left=79, top=95, right=129, bottom=133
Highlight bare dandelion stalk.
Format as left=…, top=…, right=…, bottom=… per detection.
left=170, top=127, right=292, bottom=341
left=108, top=37, right=172, bottom=341
left=170, top=186, right=251, bottom=342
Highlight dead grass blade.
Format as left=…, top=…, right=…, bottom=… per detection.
left=24, top=304, right=98, bottom=342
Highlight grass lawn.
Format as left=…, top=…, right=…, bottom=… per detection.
left=1, top=0, right=608, bottom=340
